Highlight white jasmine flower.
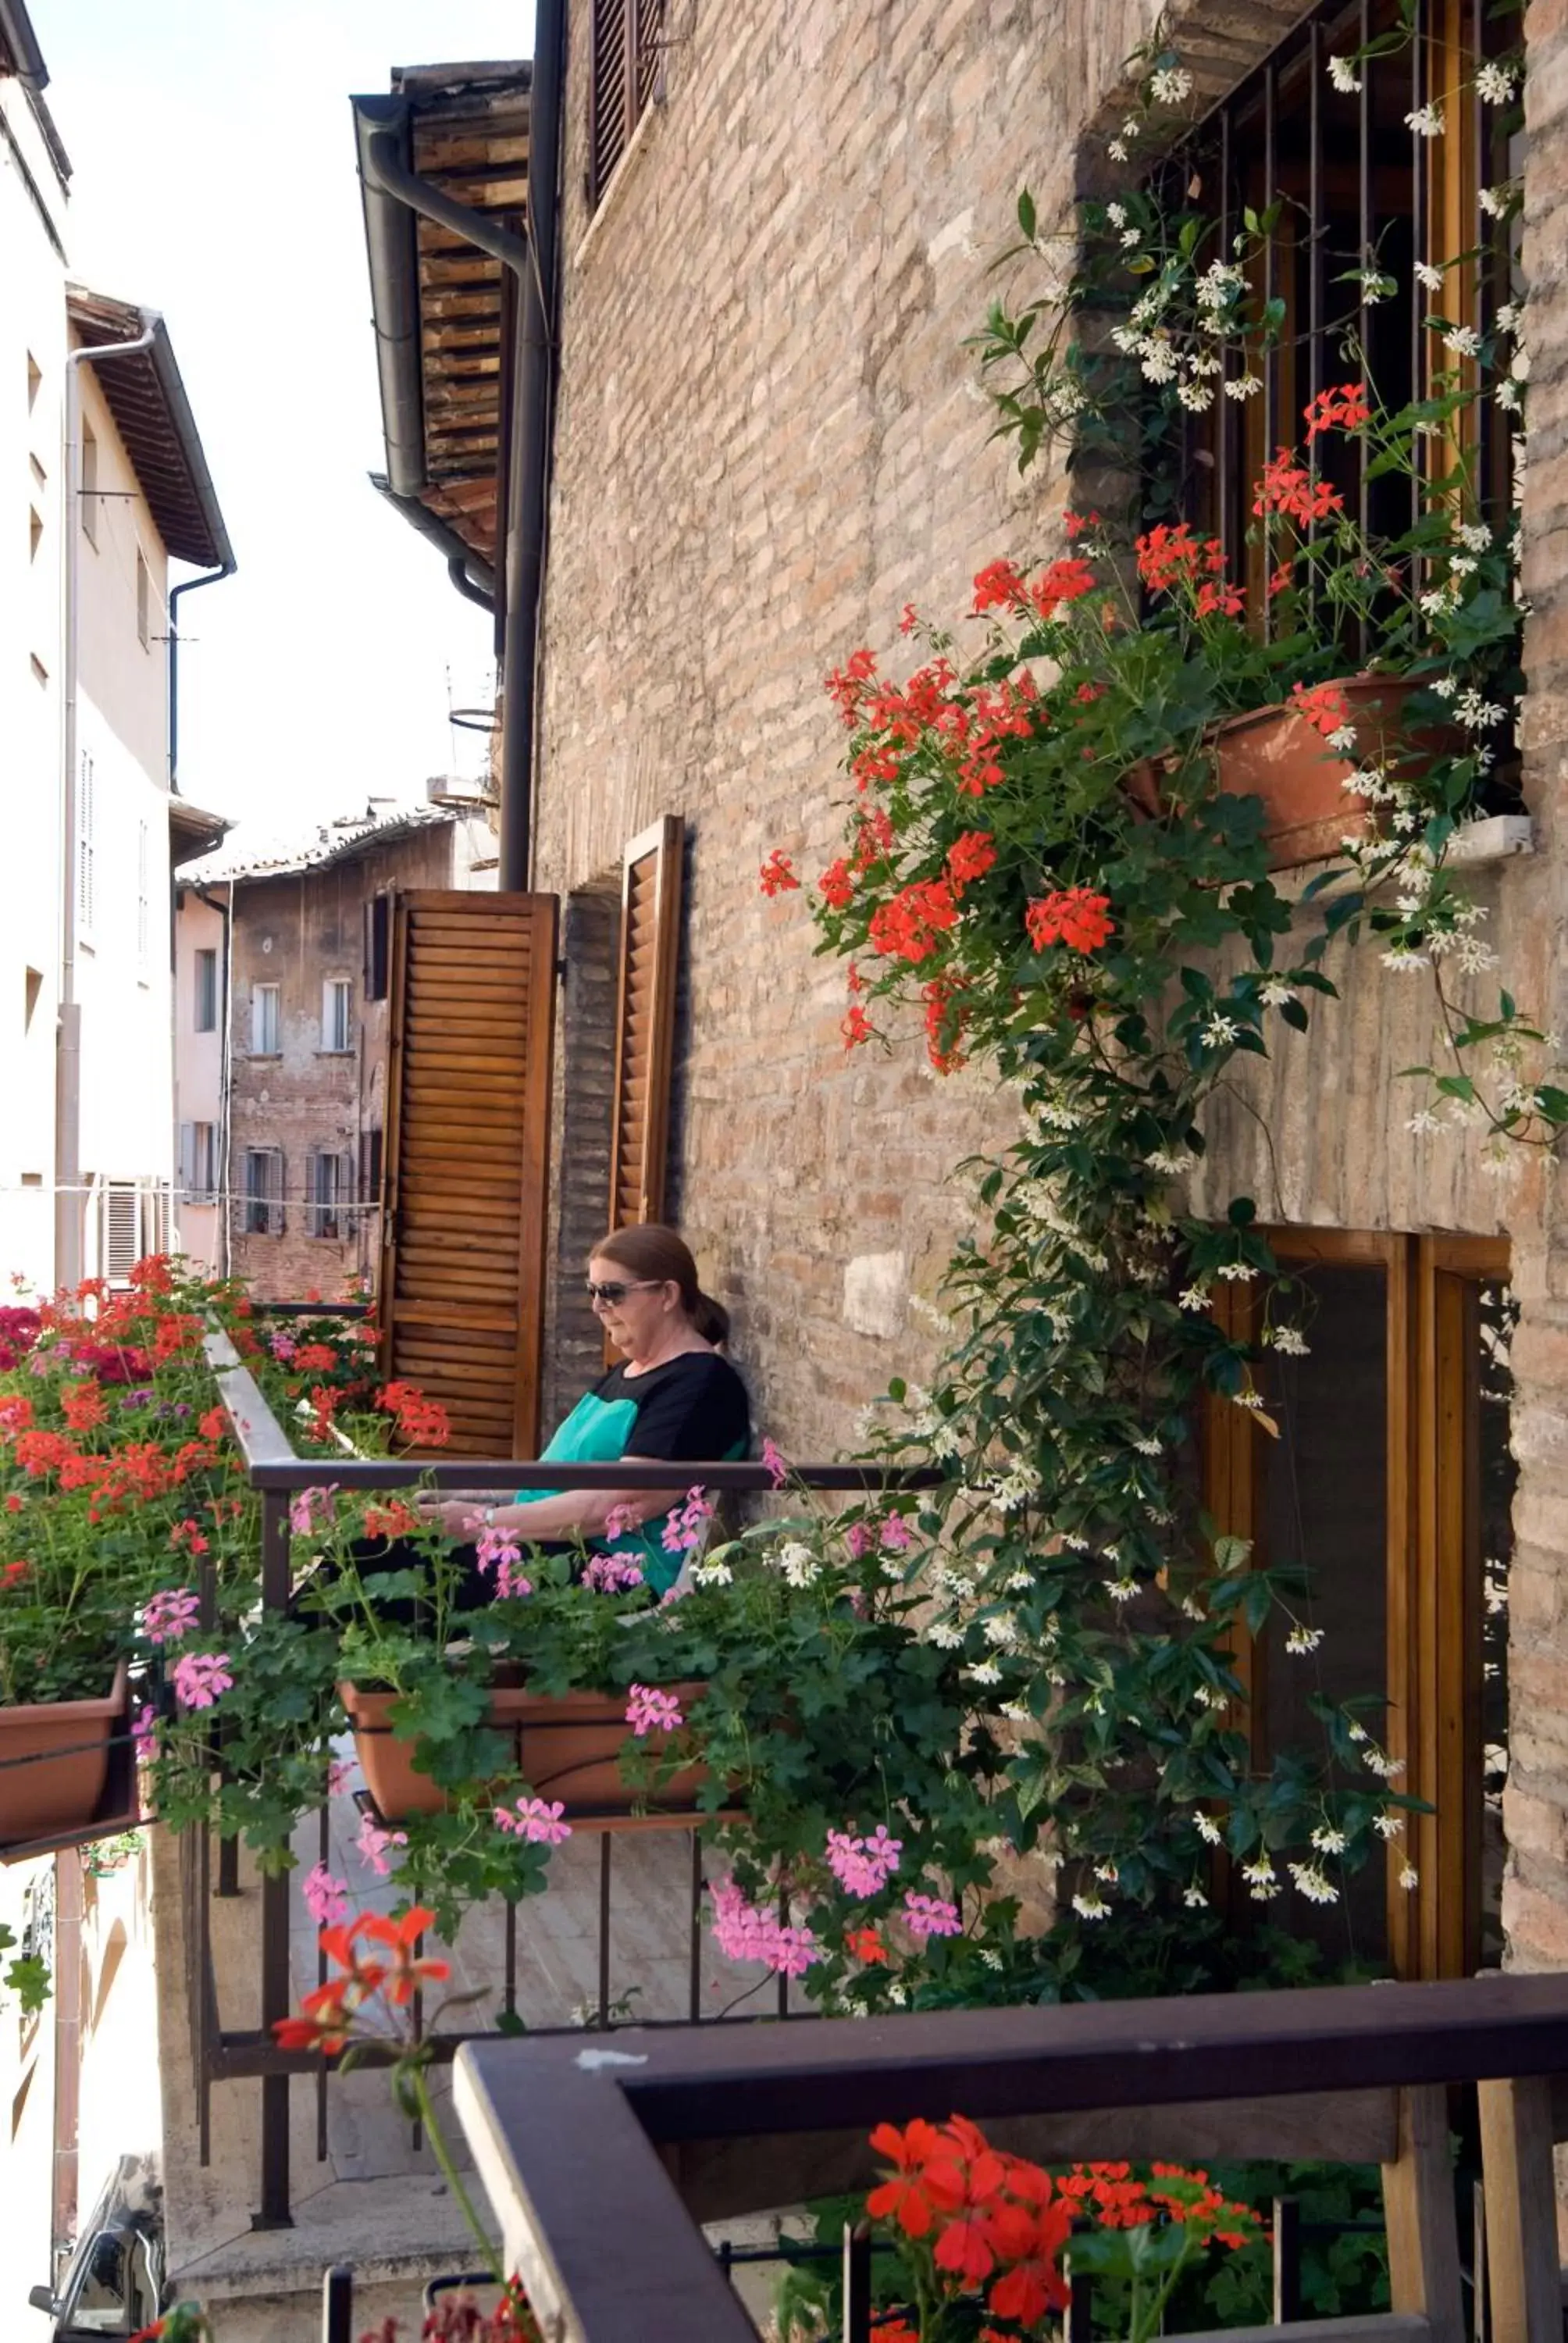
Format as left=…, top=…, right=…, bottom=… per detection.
left=980, top=1947, right=1004, bottom=1970
left=1000, top=1701, right=1032, bottom=1724
left=1107, top=137, right=1129, bottom=163
left=1476, top=61, right=1516, bottom=104
left=1260, top=979, right=1295, bottom=1008
left=1328, top=54, right=1362, bottom=94
left=1406, top=102, right=1445, bottom=137
left=1456, top=522, right=1491, bottom=552
left=1266, top=1325, right=1310, bottom=1356
left=1362, top=1747, right=1406, bottom=1779
left=1406, top=1109, right=1443, bottom=1135
left=1496, top=301, right=1522, bottom=336
left=967, top=1660, right=1003, bottom=1686
left=1192, top=1685, right=1228, bottom=1710
left=1310, top=1824, right=1348, bottom=1855
left=776, top=1540, right=821, bottom=1588
left=1231, top=1389, right=1264, bottom=1411
left=1414, top=260, right=1444, bottom=292
left=1106, top=201, right=1128, bottom=228
left=982, top=1612, right=1019, bottom=1646
left=1139, top=337, right=1178, bottom=384
left=1180, top=1595, right=1206, bottom=1622
left=926, top=1618, right=965, bottom=1650
left=1094, top=1862, right=1119, bottom=1884
left=1071, top=1891, right=1110, bottom=1920
left=1431, top=673, right=1459, bottom=697
left=1150, top=64, right=1192, bottom=105
left=1290, top=1862, right=1340, bottom=1905
left=1382, top=948, right=1430, bottom=972
left=690, top=1557, right=734, bottom=1587
left=1479, top=184, right=1509, bottom=217
left=1242, top=1856, right=1281, bottom=1899
left=1214, top=1262, right=1256, bottom=1283
left=1399, top=1863, right=1420, bottom=1890
left=1285, top=1623, right=1324, bottom=1654
left=1121, top=226, right=1142, bottom=249
left=1202, top=1013, right=1238, bottom=1048
left=1132, top=1434, right=1163, bottom=1457
left=1146, top=1147, right=1198, bottom=1176
left=1444, top=324, right=1481, bottom=359
left=1327, top=723, right=1359, bottom=753
left=1456, top=690, right=1506, bottom=728
left=1178, top=1285, right=1210, bottom=1312
left=1194, top=1811, right=1223, bottom=1845
left=1495, top=378, right=1521, bottom=411
left=1347, top=1721, right=1368, bottom=1743
left=1176, top=380, right=1213, bottom=412
left=1100, top=1574, right=1137, bottom=1604
left=1374, top=1810, right=1405, bottom=1838
left=1224, top=373, right=1263, bottom=400
left=1183, top=1882, right=1209, bottom=1908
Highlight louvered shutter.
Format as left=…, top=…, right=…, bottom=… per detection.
left=606, top=812, right=683, bottom=1291
left=378, top=892, right=558, bottom=1456
left=102, top=1184, right=139, bottom=1282
left=588, top=0, right=662, bottom=209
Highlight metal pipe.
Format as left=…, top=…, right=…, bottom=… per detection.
left=169, top=563, right=234, bottom=793
left=58, top=316, right=158, bottom=1292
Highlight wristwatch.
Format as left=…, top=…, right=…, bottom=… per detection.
left=483, top=1506, right=497, bottom=1528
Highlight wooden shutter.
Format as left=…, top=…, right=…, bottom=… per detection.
left=609, top=817, right=682, bottom=1233
left=379, top=891, right=558, bottom=1457
left=588, top=0, right=662, bottom=208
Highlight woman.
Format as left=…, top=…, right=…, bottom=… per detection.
left=415, top=1225, right=750, bottom=1596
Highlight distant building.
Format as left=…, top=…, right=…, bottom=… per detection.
left=176, top=801, right=495, bottom=1298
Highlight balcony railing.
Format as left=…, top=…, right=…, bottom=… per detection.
left=447, top=1972, right=1568, bottom=2343
left=193, top=1308, right=947, bottom=2230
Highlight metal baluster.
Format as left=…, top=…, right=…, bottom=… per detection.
left=504, top=1895, right=518, bottom=2026
left=598, top=1832, right=612, bottom=2027
left=842, top=2221, right=873, bottom=2343
left=777, top=1890, right=789, bottom=2019
left=321, top=2266, right=354, bottom=2343
left=255, top=1487, right=293, bottom=2229
left=689, top=1830, right=704, bottom=2022
left=1273, top=2195, right=1303, bottom=2323
left=1218, top=105, right=1232, bottom=573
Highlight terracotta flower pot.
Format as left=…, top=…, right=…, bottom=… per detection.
left=340, top=1677, right=711, bottom=1826
left=1124, top=676, right=1455, bottom=871
left=0, top=1661, right=128, bottom=1848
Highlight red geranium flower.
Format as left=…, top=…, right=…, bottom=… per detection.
left=1304, top=380, right=1370, bottom=439
left=1025, top=888, right=1114, bottom=954
left=758, top=850, right=800, bottom=897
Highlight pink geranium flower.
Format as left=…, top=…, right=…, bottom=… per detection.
left=131, top=1703, right=157, bottom=1763
left=761, top=1437, right=789, bottom=1489
left=355, top=1811, right=407, bottom=1876
left=142, top=1586, right=201, bottom=1646
left=173, top=1649, right=233, bottom=1710
left=709, top=1876, right=821, bottom=1977
left=288, top=1484, right=339, bottom=1538
left=903, top=1890, right=963, bottom=1940
left=494, top=1796, right=572, bottom=1846
left=879, top=1514, right=914, bottom=1552
left=301, top=1862, right=350, bottom=1928
left=583, top=1552, right=644, bottom=1593
left=625, top=1685, right=683, bottom=1738
left=825, top=1824, right=903, bottom=1898
left=661, top=1487, right=715, bottom=1555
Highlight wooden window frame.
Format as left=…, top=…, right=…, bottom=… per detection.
left=242, top=1148, right=284, bottom=1238
left=250, top=982, right=280, bottom=1057
left=1205, top=1227, right=1509, bottom=1978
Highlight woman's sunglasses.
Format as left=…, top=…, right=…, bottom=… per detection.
left=585, top=1278, right=662, bottom=1305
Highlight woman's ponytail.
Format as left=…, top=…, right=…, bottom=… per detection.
left=691, top=1289, right=731, bottom=1348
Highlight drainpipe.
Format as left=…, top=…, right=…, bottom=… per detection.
left=358, top=0, right=565, bottom=890
left=58, top=316, right=159, bottom=1293
left=169, top=564, right=235, bottom=792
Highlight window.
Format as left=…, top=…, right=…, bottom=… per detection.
left=1166, top=0, right=1509, bottom=633
left=588, top=0, right=664, bottom=210
left=136, top=550, right=150, bottom=650
left=1205, top=1229, right=1513, bottom=1979
left=321, top=977, right=353, bottom=1054
left=194, top=949, right=218, bottom=1032
left=242, top=1150, right=284, bottom=1236
left=77, top=751, right=95, bottom=936
left=136, top=822, right=150, bottom=963
left=365, top=893, right=390, bottom=1001
left=180, top=1123, right=216, bottom=1204
left=80, top=419, right=98, bottom=547
left=95, top=1182, right=169, bottom=1284
left=250, top=982, right=280, bottom=1056
left=361, top=1125, right=383, bottom=1207
left=306, top=1150, right=351, bottom=1239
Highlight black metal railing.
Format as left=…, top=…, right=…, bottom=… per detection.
left=190, top=1309, right=946, bottom=2231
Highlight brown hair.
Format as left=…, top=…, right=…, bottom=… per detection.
left=590, top=1225, right=731, bottom=1347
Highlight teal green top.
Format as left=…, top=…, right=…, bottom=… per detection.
left=515, top=1352, right=750, bottom=1596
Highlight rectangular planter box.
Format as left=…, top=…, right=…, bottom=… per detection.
left=0, top=1660, right=129, bottom=1850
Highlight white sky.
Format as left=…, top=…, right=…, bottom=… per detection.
left=34, top=0, right=534, bottom=845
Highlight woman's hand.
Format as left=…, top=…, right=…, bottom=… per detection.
left=412, top=1493, right=489, bottom=1539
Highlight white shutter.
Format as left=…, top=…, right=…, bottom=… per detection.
left=102, top=1184, right=139, bottom=1282
left=178, top=1123, right=195, bottom=1199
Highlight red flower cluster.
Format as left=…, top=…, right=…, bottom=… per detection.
left=1289, top=680, right=1351, bottom=738
left=1056, top=2159, right=1263, bottom=2252
left=973, top=555, right=1096, bottom=619
left=1133, top=524, right=1245, bottom=619
left=1304, top=380, right=1370, bottom=440
left=869, top=2117, right=1074, bottom=2326
left=376, top=1381, right=451, bottom=1450
left=0, top=1306, right=41, bottom=1371
left=944, top=830, right=996, bottom=895
left=868, top=879, right=959, bottom=965
left=1025, top=888, right=1114, bottom=954
left=60, top=1380, right=108, bottom=1433
left=758, top=850, right=800, bottom=897
left=1253, top=449, right=1344, bottom=526
left=826, top=645, right=880, bottom=726
left=273, top=1907, right=451, bottom=2056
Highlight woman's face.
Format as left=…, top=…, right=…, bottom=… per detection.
left=587, top=1254, right=679, bottom=1358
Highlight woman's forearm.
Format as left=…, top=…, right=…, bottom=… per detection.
left=489, top=1485, right=668, bottom=1541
